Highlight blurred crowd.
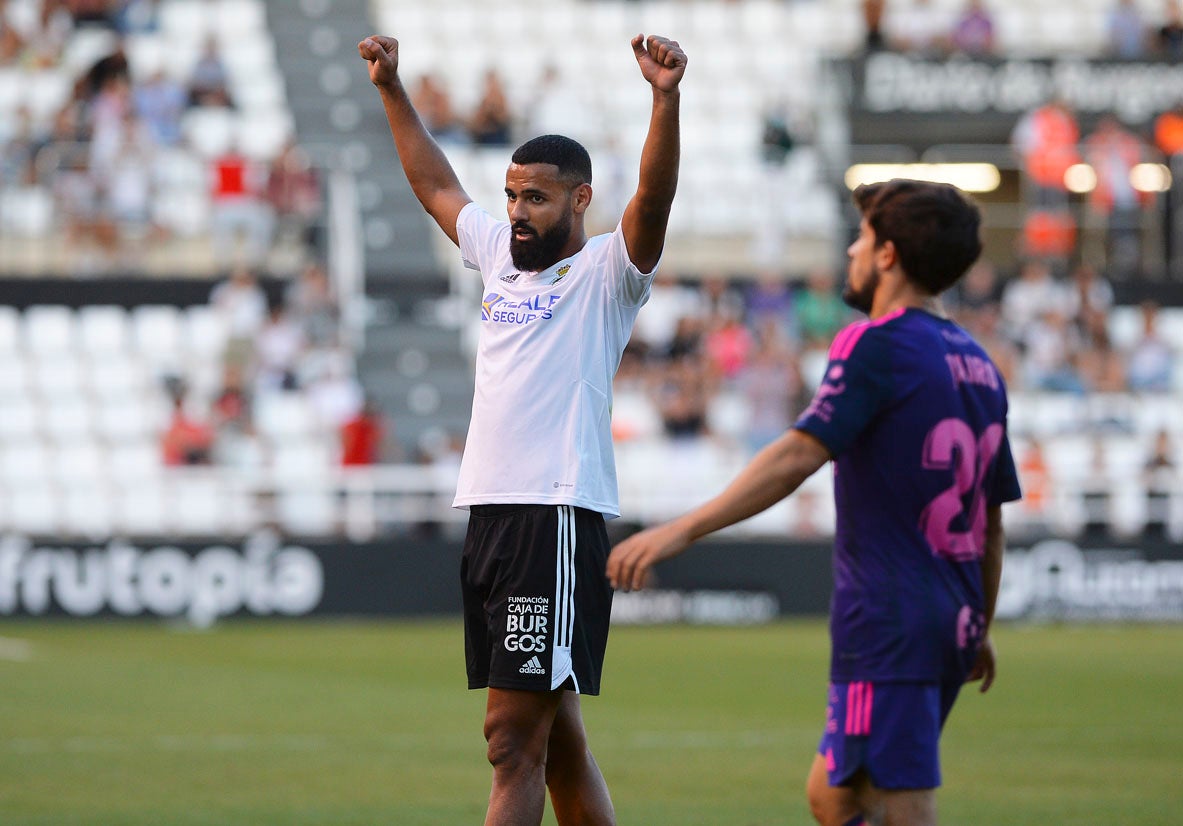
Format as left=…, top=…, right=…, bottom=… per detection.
left=159, top=261, right=387, bottom=470
left=0, top=0, right=319, bottom=271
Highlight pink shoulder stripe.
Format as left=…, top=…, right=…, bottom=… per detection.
left=829, top=308, right=907, bottom=361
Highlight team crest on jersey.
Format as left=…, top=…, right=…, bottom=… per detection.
left=500, top=272, right=523, bottom=284
left=550, top=264, right=571, bottom=285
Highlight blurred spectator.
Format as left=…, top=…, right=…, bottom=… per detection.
left=0, top=105, right=46, bottom=186
left=1000, top=258, right=1071, bottom=342
left=703, top=311, right=753, bottom=381
left=1017, top=441, right=1050, bottom=526
left=209, top=143, right=273, bottom=267
left=948, top=260, right=1001, bottom=337
left=210, top=265, right=268, bottom=368
left=211, top=363, right=251, bottom=430
left=738, top=325, right=802, bottom=454
left=285, top=261, right=339, bottom=348
left=1077, top=313, right=1126, bottom=393
left=468, top=68, right=513, bottom=146
left=1067, top=262, right=1114, bottom=338
left=1126, top=300, right=1176, bottom=392
left=411, top=72, right=465, bottom=143
left=254, top=301, right=305, bottom=392
left=18, top=0, right=74, bottom=68
left=1156, top=0, right=1183, bottom=57
left=340, top=397, right=389, bottom=465
left=653, top=355, right=711, bottom=440
left=699, top=274, right=746, bottom=323
left=113, top=0, right=159, bottom=34
left=1144, top=428, right=1176, bottom=534
left=306, top=348, right=364, bottom=428
left=66, top=0, right=116, bottom=27
left=188, top=36, right=232, bottom=108
left=632, top=271, right=702, bottom=354
left=134, top=68, right=186, bottom=146
left=744, top=272, right=797, bottom=344
left=0, top=3, right=26, bottom=65
left=161, top=392, right=214, bottom=466
left=1106, top=0, right=1147, bottom=58
left=99, top=111, right=158, bottom=259
left=950, top=0, right=996, bottom=57
left=1021, top=307, right=1087, bottom=394
left=1011, top=98, right=1080, bottom=221
left=885, top=0, right=949, bottom=56
left=794, top=267, right=849, bottom=346
left=861, top=0, right=886, bottom=51
left=1084, top=116, right=1150, bottom=277
left=1153, top=98, right=1183, bottom=271
left=265, top=138, right=322, bottom=252
left=760, top=104, right=796, bottom=167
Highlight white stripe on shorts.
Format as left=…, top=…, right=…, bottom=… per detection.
left=551, top=505, right=578, bottom=691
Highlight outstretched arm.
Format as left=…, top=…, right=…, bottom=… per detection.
left=607, top=429, right=831, bottom=592
left=620, top=34, right=687, bottom=273
left=358, top=35, right=471, bottom=245
left=968, top=505, right=1005, bottom=693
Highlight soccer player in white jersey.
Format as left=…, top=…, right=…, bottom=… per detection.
left=360, top=30, right=686, bottom=826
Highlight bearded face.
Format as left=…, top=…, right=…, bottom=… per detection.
left=509, top=207, right=573, bottom=272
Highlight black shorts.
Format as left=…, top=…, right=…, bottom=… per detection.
left=461, top=504, right=612, bottom=695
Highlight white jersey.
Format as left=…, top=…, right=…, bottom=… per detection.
left=452, top=202, right=657, bottom=517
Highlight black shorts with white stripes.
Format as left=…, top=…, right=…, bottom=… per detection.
left=461, top=504, right=613, bottom=695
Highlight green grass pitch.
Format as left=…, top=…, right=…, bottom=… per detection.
left=1, top=619, right=1179, bottom=825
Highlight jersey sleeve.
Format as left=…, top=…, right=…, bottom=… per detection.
left=794, top=322, right=894, bottom=458
left=604, top=222, right=659, bottom=308
left=987, top=430, right=1023, bottom=506
left=457, top=202, right=510, bottom=287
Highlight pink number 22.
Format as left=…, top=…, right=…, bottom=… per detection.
left=918, top=419, right=1003, bottom=562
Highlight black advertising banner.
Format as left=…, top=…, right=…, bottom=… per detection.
left=841, top=54, right=1183, bottom=148
left=0, top=532, right=1179, bottom=622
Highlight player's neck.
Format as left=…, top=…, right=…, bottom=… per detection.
left=869, top=272, right=944, bottom=320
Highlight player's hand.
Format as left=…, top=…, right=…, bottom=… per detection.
left=358, top=35, right=399, bottom=86
left=966, top=635, right=996, bottom=693
left=631, top=34, right=687, bottom=94
left=606, top=521, right=691, bottom=592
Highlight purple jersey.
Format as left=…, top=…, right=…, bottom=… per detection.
left=795, top=308, right=1022, bottom=684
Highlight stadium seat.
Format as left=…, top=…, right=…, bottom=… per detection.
left=275, top=487, right=337, bottom=536
left=41, top=395, right=95, bottom=443
left=31, top=357, right=85, bottom=400
left=23, top=305, right=76, bottom=357
left=60, top=480, right=115, bottom=539
left=0, top=357, right=30, bottom=400
left=0, top=398, right=40, bottom=442
left=5, top=485, right=60, bottom=535
left=130, top=305, right=185, bottom=370
left=77, top=306, right=132, bottom=357
left=113, top=483, right=170, bottom=536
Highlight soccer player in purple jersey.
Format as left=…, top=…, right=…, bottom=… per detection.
left=607, top=179, right=1022, bottom=826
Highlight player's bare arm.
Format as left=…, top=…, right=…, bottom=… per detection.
left=968, top=504, right=1005, bottom=693
left=358, top=34, right=471, bottom=245
left=607, top=429, right=831, bottom=592
left=620, top=34, right=686, bottom=273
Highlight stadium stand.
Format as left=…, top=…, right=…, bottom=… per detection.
left=0, top=0, right=1180, bottom=540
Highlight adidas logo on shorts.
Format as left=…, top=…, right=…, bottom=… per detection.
left=518, top=656, right=546, bottom=675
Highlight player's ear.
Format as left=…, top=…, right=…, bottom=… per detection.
left=875, top=238, right=897, bottom=271
left=572, top=183, right=592, bottom=214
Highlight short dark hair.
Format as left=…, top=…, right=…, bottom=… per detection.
left=852, top=179, right=983, bottom=295
left=511, top=134, right=593, bottom=186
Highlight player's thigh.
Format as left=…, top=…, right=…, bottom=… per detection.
left=805, top=753, right=861, bottom=826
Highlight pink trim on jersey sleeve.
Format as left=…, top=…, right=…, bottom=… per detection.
left=828, top=308, right=907, bottom=362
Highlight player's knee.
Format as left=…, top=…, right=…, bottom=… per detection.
left=806, top=770, right=861, bottom=826
left=484, top=717, right=546, bottom=775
